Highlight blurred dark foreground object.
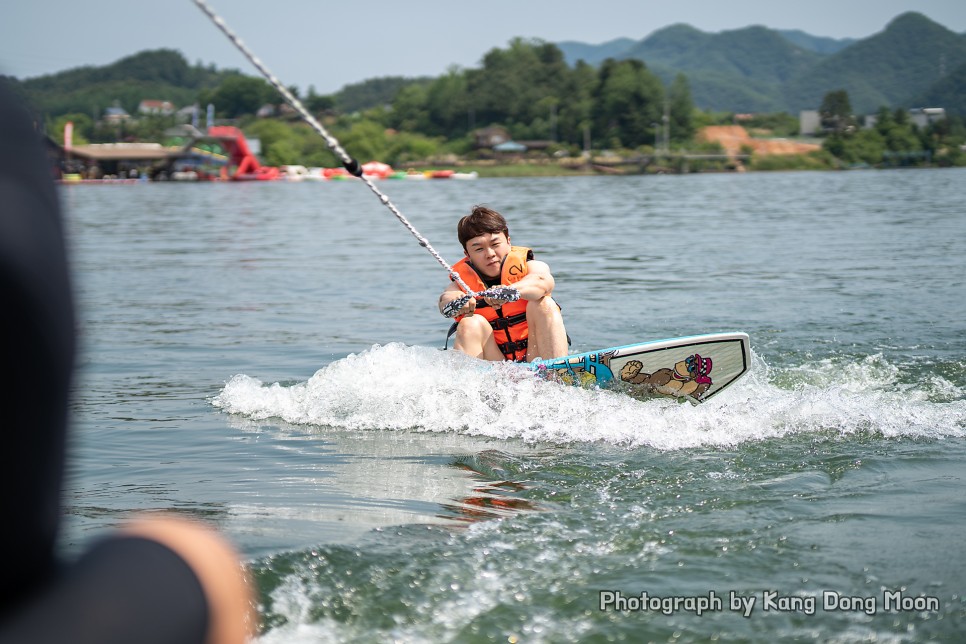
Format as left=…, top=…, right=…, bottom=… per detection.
left=0, top=83, right=255, bottom=644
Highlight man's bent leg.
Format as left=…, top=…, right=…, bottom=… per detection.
left=454, top=315, right=504, bottom=361
left=526, top=297, right=568, bottom=361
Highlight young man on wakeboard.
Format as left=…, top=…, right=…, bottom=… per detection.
left=439, top=206, right=569, bottom=362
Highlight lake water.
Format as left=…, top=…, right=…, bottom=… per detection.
left=60, top=169, right=965, bottom=642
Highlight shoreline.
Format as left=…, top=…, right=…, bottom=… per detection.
left=57, top=160, right=959, bottom=184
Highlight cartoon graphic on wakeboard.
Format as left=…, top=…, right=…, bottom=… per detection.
left=554, top=351, right=714, bottom=400
left=612, top=353, right=713, bottom=399
left=530, top=332, right=751, bottom=402
left=530, top=333, right=749, bottom=403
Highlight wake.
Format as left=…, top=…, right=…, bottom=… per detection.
left=212, top=343, right=966, bottom=450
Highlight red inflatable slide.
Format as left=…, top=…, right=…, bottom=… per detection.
left=207, top=126, right=279, bottom=181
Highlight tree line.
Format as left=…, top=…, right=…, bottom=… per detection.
left=10, top=43, right=966, bottom=170
left=818, top=89, right=966, bottom=168
left=386, top=39, right=695, bottom=149
left=178, top=39, right=966, bottom=170
left=179, top=38, right=700, bottom=164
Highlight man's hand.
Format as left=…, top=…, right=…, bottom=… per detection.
left=441, top=293, right=475, bottom=318
left=481, top=285, right=521, bottom=307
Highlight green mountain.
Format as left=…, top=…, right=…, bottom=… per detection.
left=553, top=37, right=637, bottom=67
left=607, top=24, right=821, bottom=112
left=15, top=49, right=236, bottom=118
left=560, top=23, right=825, bottom=112
left=624, top=24, right=821, bottom=85
left=557, top=12, right=966, bottom=114
left=616, top=24, right=708, bottom=68
left=10, top=48, right=433, bottom=122
left=335, top=76, right=433, bottom=113
left=10, top=12, right=965, bottom=124
left=776, top=30, right=855, bottom=55
left=910, top=62, right=966, bottom=116
left=782, top=12, right=966, bottom=113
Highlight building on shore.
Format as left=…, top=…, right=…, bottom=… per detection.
left=51, top=126, right=270, bottom=181
left=62, top=142, right=183, bottom=179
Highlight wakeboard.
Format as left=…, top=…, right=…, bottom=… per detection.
left=530, top=332, right=751, bottom=403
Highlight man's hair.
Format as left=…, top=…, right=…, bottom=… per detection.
left=457, top=205, right=509, bottom=248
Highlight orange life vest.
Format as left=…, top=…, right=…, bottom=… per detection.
left=452, top=246, right=533, bottom=362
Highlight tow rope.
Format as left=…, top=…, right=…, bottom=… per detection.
left=193, top=0, right=517, bottom=307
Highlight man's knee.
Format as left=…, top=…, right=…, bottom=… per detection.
left=456, top=314, right=490, bottom=339
left=527, top=296, right=558, bottom=319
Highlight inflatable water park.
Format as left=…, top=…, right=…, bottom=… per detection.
left=56, top=125, right=476, bottom=184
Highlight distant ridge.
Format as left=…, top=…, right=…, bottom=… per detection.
left=8, top=12, right=966, bottom=120
left=556, top=11, right=966, bottom=114
left=13, top=49, right=238, bottom=118
left=782, top=12, right=966, bottom=113
left=776, top=30, right=855, bottom=55
left=553, top=37, right=637, bottom=67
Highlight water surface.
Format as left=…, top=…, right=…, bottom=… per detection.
left=62, top=169, right=966, bottom=641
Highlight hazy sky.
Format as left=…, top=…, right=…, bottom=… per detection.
left=3, top=1, right=965, bottom=94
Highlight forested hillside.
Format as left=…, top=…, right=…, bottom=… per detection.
left=557, top=12, right=966, bottom=114
left=912, top=62, right=966, bottom=110
left=13, top=49, right=235, bottom=118
left=782, top=13, right=966, bottom=113
left=5, top=9, right=964, bottom=164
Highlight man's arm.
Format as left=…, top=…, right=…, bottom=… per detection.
left=439, top=259, right=555, bottom=315
left=512, top=260, right=555, bottom=301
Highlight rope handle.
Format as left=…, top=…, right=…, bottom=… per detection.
left=441, top=286, right=521, bottom=318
